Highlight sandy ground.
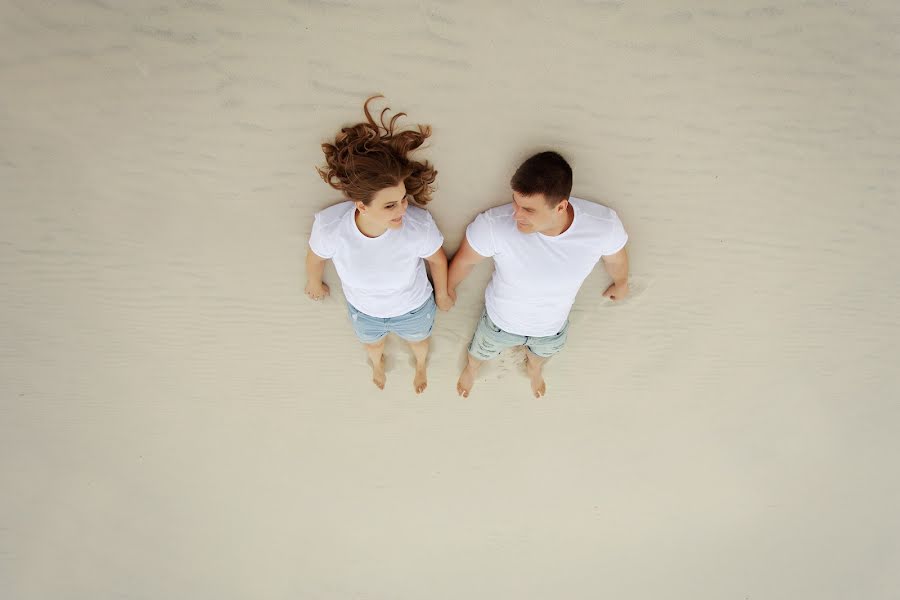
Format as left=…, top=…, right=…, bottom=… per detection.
left=2, top=1, right=900, bottom=598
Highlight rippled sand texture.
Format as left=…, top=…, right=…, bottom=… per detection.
left=2, top=1, right=899, bottom=599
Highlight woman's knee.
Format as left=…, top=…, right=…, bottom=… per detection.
left=364, top=338, right=386, bottom=350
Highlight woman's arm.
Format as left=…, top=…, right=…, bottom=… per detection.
left=305, top=247, right=330, bottom=301
left=425, top=247, right=453, bottom=311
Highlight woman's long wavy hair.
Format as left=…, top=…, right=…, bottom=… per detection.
left=317, top=95, right=437, bottom=206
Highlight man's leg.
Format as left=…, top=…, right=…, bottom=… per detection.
left=364, top=338, right=387, bottom=389
left=407, top=337, right=430, bottom=394
left=524, top=349, right=549, bottom=398
left=456, top=353, right=484, bottom=398
left=523, top=321, right=569, bottom=398
left=458, top=309, right=521, bottom=397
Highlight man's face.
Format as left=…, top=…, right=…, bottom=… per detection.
left=511, top=191, right=567, bottom=234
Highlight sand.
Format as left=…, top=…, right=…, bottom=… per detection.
left=2, top=1, right=899, bottom=598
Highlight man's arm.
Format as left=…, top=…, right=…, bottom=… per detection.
left=425, top=247, right=454, bottom=311
left=601, top=246, right=629, bottom=301
left=448, top=236, right=487, bottom=296
left=305, top=247, right=330, bottom=301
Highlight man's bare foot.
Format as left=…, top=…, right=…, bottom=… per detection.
left=372, top=356, right=386, bottom=390
left=529, top=373, right=546, bottom=398
left=526, top=357, right=546, bottom=398
left=414, top=367, right=427, bottom=394
left=457, top=365, right=476, bottom=398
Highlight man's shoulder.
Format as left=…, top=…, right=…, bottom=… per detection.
left=569, top=197, right=628, bottom=253
left=479, top=202, right=515, bottom=221
left=570, top=196, right=620, bottom=223
left=470, top=203, right=516, bottom=241
left=314, top=200, right=354, bottom=227
left=471, top=203, right=515, bottom=234
left=571, top=197, right=625, bottom=234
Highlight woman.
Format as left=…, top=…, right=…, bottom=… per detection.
left=305, top=96, right=454, bottom=393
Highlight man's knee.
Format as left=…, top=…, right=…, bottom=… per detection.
left=525, top=346, right=555, bottom=363
left=466, top=354, right=485, bottom=369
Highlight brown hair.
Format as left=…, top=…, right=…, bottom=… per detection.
left=510, top=151, right=573, bottom=206
left=317, top=95, right=437, bottom=206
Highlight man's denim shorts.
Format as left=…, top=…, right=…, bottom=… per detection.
left=347, top=295, right=436, bottom=344
left=467, top=307, right=569, bottom=360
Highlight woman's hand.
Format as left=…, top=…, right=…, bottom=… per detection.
left=436, top=289, right=455, bottom=311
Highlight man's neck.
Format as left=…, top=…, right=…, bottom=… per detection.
left=542, top=203, right=575, bottom=237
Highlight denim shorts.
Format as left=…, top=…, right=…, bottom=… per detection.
left=347, top=295, right=436, bottom=344
left=467, top=308, right=569, bottom=360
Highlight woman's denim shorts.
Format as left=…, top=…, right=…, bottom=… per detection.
left=347, top=295, right=436, bottom=344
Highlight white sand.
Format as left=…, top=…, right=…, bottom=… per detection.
left=2, top=1, right=899, bottom=598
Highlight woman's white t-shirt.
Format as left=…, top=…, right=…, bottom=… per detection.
left=309, top=201, right=444, bottom=318
left=465, top=197, right=628, bottom=336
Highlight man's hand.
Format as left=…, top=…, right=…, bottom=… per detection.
left=436, top=289, right=456, bottom=311
left=603, top=280, right=629, bottom=302
left=305, top=280, right=330, bottom=301
left=601, top=247, right=629, bottom=302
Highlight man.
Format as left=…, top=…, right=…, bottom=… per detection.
left=447, top=151, right=630, bottom=398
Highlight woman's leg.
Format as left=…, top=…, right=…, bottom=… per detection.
left=407, top=337, right=430, bottom=394
left=364, top=337, right=387, bottom=390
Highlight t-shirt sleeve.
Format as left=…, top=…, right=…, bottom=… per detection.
left=465, top=212, right=496, bottom=257
left=308, top=213, right=336, bottom=259
left=418, top=211, right=444, bottom=258
left=600, top=209, right=629, bottom=256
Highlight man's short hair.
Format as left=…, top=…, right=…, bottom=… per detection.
left=510, top=151, right=573, bottom=206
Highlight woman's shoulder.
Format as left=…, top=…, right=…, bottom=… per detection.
left=314, top=200, right=355, bottom=225
left=403, top=204, right=437, bottom=227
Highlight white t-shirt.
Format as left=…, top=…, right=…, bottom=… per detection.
left=466, top=197, right=628, bottom=336
left=309, top=201, right=444, bottom=318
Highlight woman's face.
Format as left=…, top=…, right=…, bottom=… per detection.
left=357, top=182, right=409, bottom=230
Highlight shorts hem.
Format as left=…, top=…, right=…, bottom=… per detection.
left=355, top=332, right=388, bottom=344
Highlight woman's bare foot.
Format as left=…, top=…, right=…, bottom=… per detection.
left=372, top=356, right=386, bottom=390
left=414, top=367, right=427, bottom=394
left=456, top=364, right=476, bottom=398
left=407, top=338, right=430, bottom=394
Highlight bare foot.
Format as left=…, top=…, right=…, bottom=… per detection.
left=372, top=356, right=386, bottom=390
left=414, top=367, right=427, bottom=394
left=526, top=359, right=546, bottom=398
left=456, top=365, right=475, bottom=398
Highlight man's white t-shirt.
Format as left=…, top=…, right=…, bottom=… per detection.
left=466, top=197, right=628, bottom=337
left=309, top=201, right=443, bottom=318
